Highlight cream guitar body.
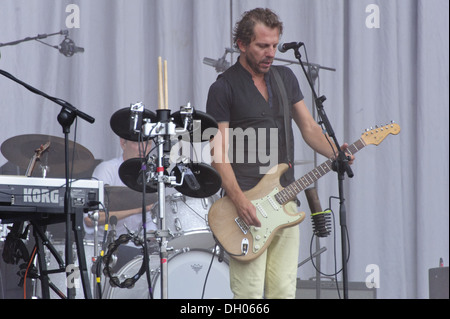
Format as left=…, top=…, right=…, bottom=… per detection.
left=208, top=123, right=401, bottom=262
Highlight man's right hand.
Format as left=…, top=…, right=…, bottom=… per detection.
left=234, top=193, right=261, bottom=228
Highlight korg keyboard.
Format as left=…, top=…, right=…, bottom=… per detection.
left=0, top=175, right=103, bottom=223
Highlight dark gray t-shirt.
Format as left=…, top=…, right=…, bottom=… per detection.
left=206, top=61, right=303, bottom=191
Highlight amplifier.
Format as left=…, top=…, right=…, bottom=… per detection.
left=429, top=267, right=449, bottom=299
left=296, top=279, right=377, bottom=299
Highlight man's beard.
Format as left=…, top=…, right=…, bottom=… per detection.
left=245, top=54, right=272, bottom=75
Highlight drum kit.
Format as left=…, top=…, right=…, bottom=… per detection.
left=0, top=59, right=231, bottom=299
left=101, top=97, right=229, bottom=299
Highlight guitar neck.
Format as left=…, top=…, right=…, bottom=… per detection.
left=275, top=138, right=365, bottom=205
left=25, top=156, right=38, bottom=177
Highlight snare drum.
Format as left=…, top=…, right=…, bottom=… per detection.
left=151, top=193, right=218, bottom=251
left=103, top=249, right=232, bottom=299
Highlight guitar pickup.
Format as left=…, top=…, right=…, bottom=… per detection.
left=255, top=203, right=268, bottom=218
left=235, top=217, right=249, bottom=235
left=267, top=196, right=279, bottom=211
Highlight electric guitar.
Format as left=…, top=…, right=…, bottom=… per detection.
left=208, top=122, right=400, bottom=262
left=25, top=141, right=50, bottom=177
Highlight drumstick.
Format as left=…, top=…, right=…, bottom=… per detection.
left=164, top=60, right=168, bottom=109
left=158, top=56, right=164, bottom=110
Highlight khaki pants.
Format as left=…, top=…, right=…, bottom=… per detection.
left=229, top=225, right=300, bottom=299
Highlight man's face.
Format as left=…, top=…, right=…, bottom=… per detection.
left=238, top=23, right=280, bottom=75
left=120, top=139, right=149, bottom=161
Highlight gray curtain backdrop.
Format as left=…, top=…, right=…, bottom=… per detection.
left=0, top=0, right=448, bottom=299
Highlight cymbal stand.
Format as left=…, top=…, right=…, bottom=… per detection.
left=141, top=107, right=191, bottom=299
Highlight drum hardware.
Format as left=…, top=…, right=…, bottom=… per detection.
left=108, top=97, right=220, bottom=299
left=108, top=57, right=220, bottom=298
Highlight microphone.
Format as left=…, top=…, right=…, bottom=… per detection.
left=129, top=102, right=144, bottom=134
left=305, top=187, right=331, bottom=237
left=203, top=56, right=230, bottom=73
left=59, top=36, right=84, bottom=57
left=278, top=41, right=304, bottom=53
left=203, top=47, right=236, bottom=73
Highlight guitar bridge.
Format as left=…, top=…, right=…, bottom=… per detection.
left=235, top=217, right=249, bottom=235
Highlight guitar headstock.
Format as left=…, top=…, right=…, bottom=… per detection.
left=361, top=122, right=400, bottom=146
left=35, top=141, right=51, bottom=159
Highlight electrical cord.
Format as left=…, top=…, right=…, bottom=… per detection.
left=201, top=244, right=218, bottom=299
left=308, top=196, right=351, bottom=299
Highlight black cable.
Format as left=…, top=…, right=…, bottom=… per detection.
left=201, top=245, right=218, bottom=299
left=308, top=196, right=351, bottom=299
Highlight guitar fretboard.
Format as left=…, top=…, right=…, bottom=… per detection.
left=275, top=138, right=365, bottom=205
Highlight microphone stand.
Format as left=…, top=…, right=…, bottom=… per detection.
left=203, top=47, right=337, bottom=74
left=0, top=69, right=95, bottom=299
left=0, top=30, right=68, bottom=48
left=288, top=46, right=353, bottom=299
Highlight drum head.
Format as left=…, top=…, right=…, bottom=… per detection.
left=103, top=249, right=232, bottom=299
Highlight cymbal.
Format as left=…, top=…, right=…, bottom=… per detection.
left=104, top=186, right=158, bottom=211
left=171, top=162, right=222, bottom=198
left=1, top=134, right=95, bottom=177
left=171, top=110, right=218, bottom=142
left=118, top=157, right=158, bottom=193
left=110, top=107, right=157, bottom=141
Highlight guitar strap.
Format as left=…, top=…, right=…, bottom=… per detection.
left=271, top=67, right=293, bottom=167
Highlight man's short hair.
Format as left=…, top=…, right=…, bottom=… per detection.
left=233, top=8, right=283, bottom=50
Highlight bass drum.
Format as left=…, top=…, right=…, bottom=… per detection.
left=103, top=249, right=232, bottom=299
left=151, top=193, right=218, bottom=251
